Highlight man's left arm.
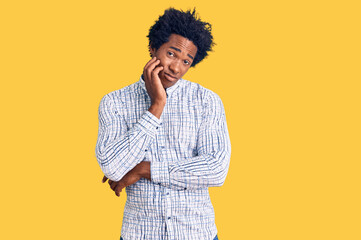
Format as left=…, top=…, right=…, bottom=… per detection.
left=151, top=92, right=231, bottom=191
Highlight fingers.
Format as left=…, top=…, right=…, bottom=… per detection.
left=105, top=179, right=122, bottom=196
left=102, top=175, right=108, bottom=183
left=102, top=175, right=124, bottom=197
left=115, top=185, right=123, bottom=197
left=143, top=57, right=157, bottom=73
left=152, top=65, right=164, bottom=79
left=146, top=59, right=160, bottom=81
left=145, top=59, right=161, bottom=82
left=143, top=58, right=157, bottom=81
left=110, top=181, right=117, bottom=191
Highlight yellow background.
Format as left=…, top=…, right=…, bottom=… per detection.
left=1, top=0, right=360, bottom=239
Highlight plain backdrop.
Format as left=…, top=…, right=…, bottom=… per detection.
left=1, top=0, right=360, bottom=239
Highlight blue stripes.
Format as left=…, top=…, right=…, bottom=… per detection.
left=96, top=75, right=231, bottom=239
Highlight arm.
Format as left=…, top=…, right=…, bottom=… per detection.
left=95, top=95, right=161, bottom=181
left=151, top=92, right=231, bottom=191
left=96, top=57, right=165, bottom=182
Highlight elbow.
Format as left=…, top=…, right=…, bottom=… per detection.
left=95, top=144, right=107, bottom=165
left=98, top=160, right=123, bottom=181
left=100, top=165, right=122, bottom=182
left=96, top=148, right=121, bottom=182
left=213, top=162, right=230, bottom=187
left=212, top=153, right=230, bottom=187
left=213, top=169, right=228, bottom=187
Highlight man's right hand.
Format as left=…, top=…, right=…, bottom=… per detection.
left=143, top=57, right=166, bottom=118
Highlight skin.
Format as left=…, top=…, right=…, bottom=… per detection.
left=102, top=34, right=198, bottom=197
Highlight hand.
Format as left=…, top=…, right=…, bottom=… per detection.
left=143, top=57, right=166, bottom=104
left=102, top=162, right=151, bottom=197
left=102, top=170, right=140, bottom=197
left=143, top=57, right=167, bottom=107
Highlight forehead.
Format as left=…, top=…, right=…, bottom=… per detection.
left=161, top=34, right=197, bottom=57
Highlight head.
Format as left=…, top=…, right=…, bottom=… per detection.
left=147, top=8, right=215, bottom=88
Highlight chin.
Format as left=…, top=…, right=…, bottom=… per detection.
left=161, top=80, right=175, bottom=89
left=160, top=76, right=178, bottom=89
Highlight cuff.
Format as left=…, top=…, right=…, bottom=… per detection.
left=137, top=110, right=162, bottom=138
left=151, top=160, right=170, bottom=188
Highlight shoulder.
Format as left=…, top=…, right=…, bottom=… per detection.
left=99, top=81, right=141, bottom=107
left=181, top=79, right=224, bottom=108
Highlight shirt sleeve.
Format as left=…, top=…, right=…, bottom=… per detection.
left=95, top=94, right=162, bottom=181
left=151, top=92, right=231, bottom=191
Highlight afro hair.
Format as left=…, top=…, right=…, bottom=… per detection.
left=147, top=7, right=215, bottom=67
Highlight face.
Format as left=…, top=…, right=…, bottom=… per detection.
left=150, top=34, right=198, bottom=89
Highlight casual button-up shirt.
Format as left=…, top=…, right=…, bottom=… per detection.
left=96, top=75, right=231, bottom=240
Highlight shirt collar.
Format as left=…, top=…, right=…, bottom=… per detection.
left=138, top=74, right=183, bottom=98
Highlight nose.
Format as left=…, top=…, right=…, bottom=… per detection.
left=169, top=60, right=180, bottom=75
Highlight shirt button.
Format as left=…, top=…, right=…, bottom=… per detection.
left=145, top=149, right=148, bottom=152
left=184, top=188, right=187, bottom=190
left=168, top=217, right=171, bottom=220
left=156, top=127, right=159, bottom=129
left=166, top=192, right=169, bottom=195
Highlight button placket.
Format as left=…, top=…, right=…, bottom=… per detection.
left=157, top=121, right=167, bottom=159
left=165, top=194, right=172, bottom=236
left=159, top=108, right=173, bottom=238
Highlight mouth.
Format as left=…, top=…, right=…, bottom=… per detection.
left=164, top=72, right=177, bottom=80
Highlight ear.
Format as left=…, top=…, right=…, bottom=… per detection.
left=149, top=44, right=156, bottom=57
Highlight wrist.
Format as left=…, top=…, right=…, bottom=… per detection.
left=151, top=99, right=166, bottom=107
left=148, top=103, right=165, bottom=119
left=137, top=162, right=151, bottom=180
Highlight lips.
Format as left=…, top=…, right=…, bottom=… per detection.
left=165, top=73, right=177, bottom=80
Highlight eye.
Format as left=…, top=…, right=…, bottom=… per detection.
left=167, top=51, right=174, bottom=57
left=184, top=60, right=190, bottom=65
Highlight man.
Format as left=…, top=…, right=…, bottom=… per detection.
left=96, top=7, right=231, bottom=240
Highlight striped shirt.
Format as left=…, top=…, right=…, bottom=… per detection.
left=96, top=75, right=231, bottom=240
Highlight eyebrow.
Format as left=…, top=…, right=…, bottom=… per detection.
left=170, top=46, right=194, bottom=60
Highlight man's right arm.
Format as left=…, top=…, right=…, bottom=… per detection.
left=96, top=57, right=165, bottom=182
left=95, top=94, right=162, bottom=182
